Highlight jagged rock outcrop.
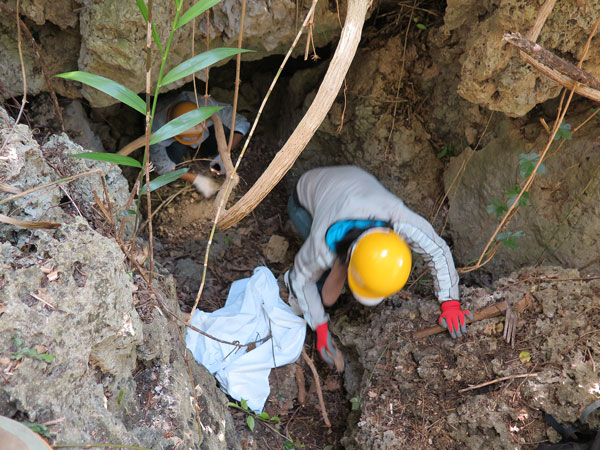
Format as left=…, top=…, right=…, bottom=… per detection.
left=0, top=108, right=241, bottom=449
left=1, top=0, right=344, bottom=107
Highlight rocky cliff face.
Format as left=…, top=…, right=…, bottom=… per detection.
left=0, top=107, right=240, bottom=449
left=1, top=0, right=344, bottom=107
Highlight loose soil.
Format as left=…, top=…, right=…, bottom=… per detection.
left=149, top=136, right=600, bottom=449
left=150, top=134, right=350, bottom=449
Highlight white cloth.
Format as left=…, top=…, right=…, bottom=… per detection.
left=185, top=267, right=306, bottom=412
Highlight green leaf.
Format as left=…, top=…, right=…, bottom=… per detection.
left=69, top=152, right=142, bottom=168
left=160, top=48, right=253, bottom=87
left=176, top=0, right=221, bottom=29
left=270, top=416, right=281, bottom=423
left=117, top=388, right=124, bottom=405
left=518, top=190, right=529, bottom=208
left=496, top=230, right=525, bottom=248
left=257, top=412, right=270, bottom=420
left=134, top=0, right=164, bottom=54
left=25, top=423, right=51, bottom=439
left=140, top=168, right=189, bottom=195
left=519, top=350, right=531, bottom=363
left=519, top=160, right=533, bottom=178
left=436, top=144, right=455, bottom=159
left=36, top=352, right=54, bottom=363
left=12, top=348, right=54, bottom=363
left=284, top=442, right=295, bottom=450
left=241, top=399, right=248, bottom=411
left=350, top=396, right=362, bottom=411
left=519, top=153, right=546, bottom=178
left=519, top=153, right=539, bottom=162
left=416, top=23, right=427, bottom=30
left=246, top=415, right=255, bottom=431
left=150, top=106, right=222, bottom=145
left=554, top=121, right=572, bottom=140
left=55, top=71, right=146, bottom=115
left=486, top=198, right=508, bottom=217
left=228, top=401, right=239, bottom=408
left=505, top=186, right=529, bottom=209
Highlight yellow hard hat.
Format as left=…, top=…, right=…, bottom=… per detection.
left=167, top=101, right=203, bottom=146
left=347, top=227, right=412, bottom=306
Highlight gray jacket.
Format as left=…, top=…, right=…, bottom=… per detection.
left=289, top=166, right=460, bottom=329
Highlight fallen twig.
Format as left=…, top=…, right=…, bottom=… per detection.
left=503, top=32, right=600, bottom=101
left=413, top=295, right=532, bottom=340
left=458, top=373, right=539, bottom=393
left=0, top=2, right=65, bottom=133
left=302, top=348, right=331, bottom=427
left=296, top=363, right=306, bottom=405
left=29, top=292, right=57, bottom=310
left=0, top=214, right=60, bottom=230
left=0, top=169, right=104, bottom=206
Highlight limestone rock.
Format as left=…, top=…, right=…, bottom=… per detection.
left=444, top=0, right=600, bottom=116
left=0, top=106, right=241, bottom=449
left=337, top=266, right=600, bottom=448
left=443, top=112, right=600, bottom=275
left=78, top=0, right=342, bottom=107
left=300, top=35, right=443, bottom=218
left=0, top=7, right=80, bottom=100
left=12, top=0, right=78, bottom=29
left=0, top=110, right=68, bottom=232
left=263, top=234, right=289, bottom=264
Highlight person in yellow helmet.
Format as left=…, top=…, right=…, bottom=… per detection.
left=284, top=166, right=472, bottom=367
left=149, top=91, right=250, bottom=197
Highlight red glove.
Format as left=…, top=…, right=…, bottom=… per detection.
left=438, top=300, right=473, bottom=339
left=316, top=322, right=338, bottom=366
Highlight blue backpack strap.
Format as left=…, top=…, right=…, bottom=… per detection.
left=325, top=219, right=388, bottom=253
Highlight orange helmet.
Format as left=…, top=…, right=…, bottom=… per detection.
left=167, top=101, right=203, bottom=146
left=347, top=227, right=412, bottom=306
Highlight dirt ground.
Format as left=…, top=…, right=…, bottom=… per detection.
left=148, top=135, right=600, bottom=450
left=15, top=89, right=600, bottom=449
left=150, top=134, right=351, bottom=449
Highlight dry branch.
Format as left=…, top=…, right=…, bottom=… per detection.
left=526, top=0, right=556, bottom=42
left=217, top=0, right=371, bottom=229
left=414, top=293, right=532, bottom=340
left=503, top=32, right=600, bottom=101
left=0, top=2, right=65, bottom=131
left=302, top=348, right=331, bottom=427
left=0, top=214, right=60, bottom=229
left=212, top=114, right=238, bottom=208
left=458, top=373, right=539, bottom=393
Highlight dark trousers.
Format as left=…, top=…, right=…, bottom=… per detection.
left=166, top=125, right=230, bottom=164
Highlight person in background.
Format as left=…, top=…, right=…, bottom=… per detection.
left=149, top=91, right=250, bottom=197
left=284, top=165, right=472, bottom=367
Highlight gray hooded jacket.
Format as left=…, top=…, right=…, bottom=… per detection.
left=289, top=166, right=460, bottom=329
